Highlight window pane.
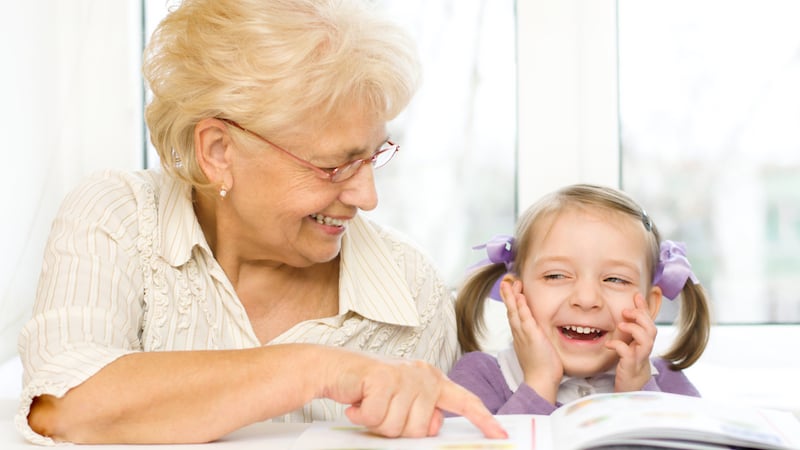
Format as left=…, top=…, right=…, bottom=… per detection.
left=367, top=0, right=517, bottom=287
left=618, top=0, right=800, bottom=323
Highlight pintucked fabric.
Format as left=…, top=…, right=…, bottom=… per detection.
left=16, top=169, right=457, bottom=445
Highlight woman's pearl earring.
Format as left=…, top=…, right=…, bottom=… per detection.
left=219, top=185, right=228, bottom=199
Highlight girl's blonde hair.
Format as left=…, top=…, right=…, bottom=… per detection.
left=143, top=0, right=421, bottom=189
left=456, top=184, right=711, bottom=370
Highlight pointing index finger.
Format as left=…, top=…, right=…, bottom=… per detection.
left=437, top=382, right=508, bottom=439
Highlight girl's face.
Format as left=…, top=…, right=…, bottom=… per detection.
left=519, top=206, right=662, bottom=377
left=222, top=105, right=388, bottom=267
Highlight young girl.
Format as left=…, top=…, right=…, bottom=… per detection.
left=450, top=184, right=711, bottom=415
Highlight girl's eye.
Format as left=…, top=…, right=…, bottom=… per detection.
left=604, top=277, right=631, bottom=284
left=543, top=273, right=566, bottom=280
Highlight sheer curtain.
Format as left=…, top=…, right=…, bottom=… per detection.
left=0, top=1, right=143, bottom=375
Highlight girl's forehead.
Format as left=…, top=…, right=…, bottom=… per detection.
left=530, top=205, right=650, bottom=250
left=525, top=207, right=650, bottom=272
left=535, top=204, right=636, bottom=230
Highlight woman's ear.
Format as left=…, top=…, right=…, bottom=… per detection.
left=646, top=285, right=663, bottom=320
left=195, top=118, right=234, bottom=189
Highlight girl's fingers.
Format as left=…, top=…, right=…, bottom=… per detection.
left=500, top=280, right=517, bottom=316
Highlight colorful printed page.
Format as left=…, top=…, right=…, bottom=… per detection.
left=549, top=391, right=800, bottom=450
left=290, top=414, right=537, bottom=450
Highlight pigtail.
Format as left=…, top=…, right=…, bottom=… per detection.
left=455, top=263, right=507, bottom=353
left=661, top=282, right=711, bottom=370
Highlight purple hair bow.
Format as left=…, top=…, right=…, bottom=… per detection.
left=653, top=240, right=699, bottom=300
left=470, top=234, right=515, bottom=302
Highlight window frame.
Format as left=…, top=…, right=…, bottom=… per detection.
left=516, top=0, right=620, bottom=207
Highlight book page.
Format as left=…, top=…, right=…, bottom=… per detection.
left=549, top=391, right=800, bottom=450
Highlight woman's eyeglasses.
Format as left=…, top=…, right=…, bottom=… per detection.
left=219, top=118, right=399, bottom=183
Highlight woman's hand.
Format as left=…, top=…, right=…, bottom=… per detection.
left=605, top=293, right=657, bottom=392
left=322, top=350, right=508, bottom=440
left=501, top=278, right=562, bottom=404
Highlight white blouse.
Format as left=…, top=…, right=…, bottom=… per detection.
left=17, top=169, right=458, bottom=445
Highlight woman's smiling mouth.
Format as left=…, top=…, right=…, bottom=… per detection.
left=310, top=213, right=346, bottom=227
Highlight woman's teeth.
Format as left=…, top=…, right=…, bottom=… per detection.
left=310, top=213, right=345, bottom=227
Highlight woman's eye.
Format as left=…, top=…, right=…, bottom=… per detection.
left=543, top=274, right=566, bottom=280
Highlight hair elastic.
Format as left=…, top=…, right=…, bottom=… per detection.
left=653, top=240, right=699, bottom=300
left=470, top=234, right=515, bottom=302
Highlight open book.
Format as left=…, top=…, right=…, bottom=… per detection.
left=291, top=391, right=800, bottom=449
left=534, top=390, right=800, bottom=449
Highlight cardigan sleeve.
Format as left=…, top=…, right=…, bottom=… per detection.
left=650, top=358, right=701, bottom=397
left=448, top=351, right=558, bottom=415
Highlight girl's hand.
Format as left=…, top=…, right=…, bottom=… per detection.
left=605, top=293, right=657, bottom=392
left=500, top=278, right=563, bottom=404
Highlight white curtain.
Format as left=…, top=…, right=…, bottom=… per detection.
left=0, top=1, right=143, bottom=367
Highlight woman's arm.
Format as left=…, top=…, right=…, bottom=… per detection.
left=28, top=344, right=506, bottom=443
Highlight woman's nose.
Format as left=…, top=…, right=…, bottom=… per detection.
left=339, top=162, right=378, bottom=211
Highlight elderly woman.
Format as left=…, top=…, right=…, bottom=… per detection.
left=17, top=0, right=505, bottom=445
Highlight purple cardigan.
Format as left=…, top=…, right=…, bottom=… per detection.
left=448, top=351, right=700, bottom=415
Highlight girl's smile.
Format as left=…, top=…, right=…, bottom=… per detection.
left=559, top=325, right=606, bottom=341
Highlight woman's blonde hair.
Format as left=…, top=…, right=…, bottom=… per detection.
left=456, top=184, right=711, bottom=370
left=143, top=0, right=421, bottom=188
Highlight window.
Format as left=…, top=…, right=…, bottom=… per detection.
left=365, top=0, right=516, bottom=287
left=618, top=1, right=800, bottom=323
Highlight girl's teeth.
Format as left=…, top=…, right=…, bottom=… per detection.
left=564, top=325, right=600, bottom=334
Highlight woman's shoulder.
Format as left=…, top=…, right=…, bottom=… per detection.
left=65, top=168, right=164, bottom=200
left=87, top=168, right=165, bottom=188
left=57, top=168, right=167, bottom=228
left=358, top=216, right=440, bottom=270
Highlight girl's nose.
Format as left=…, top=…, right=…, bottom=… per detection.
left=570, top=278, right=603, bottom=310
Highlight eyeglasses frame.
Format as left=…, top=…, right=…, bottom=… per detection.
left=218, top=118, right=398, bottom=183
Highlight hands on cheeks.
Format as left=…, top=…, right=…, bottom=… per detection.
left=605, top=293, right=658, bottom=392
left=500, top=277, right=563, bottom=404
left=324, top=352, right=508, bottom=440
